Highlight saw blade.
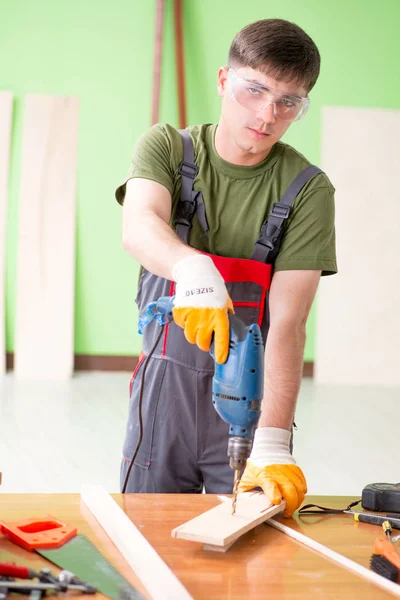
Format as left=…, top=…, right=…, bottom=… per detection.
left=37, top=534, right=145, bottom=600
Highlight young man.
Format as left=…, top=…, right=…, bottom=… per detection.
left=116, top=18, right=337, bottom=517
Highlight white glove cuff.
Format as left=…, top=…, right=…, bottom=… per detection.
left=172, top=254, right=227, bottom=308
left=249, top=427, right=296, bottom=467
left=172, top=254, right=219, bottom=282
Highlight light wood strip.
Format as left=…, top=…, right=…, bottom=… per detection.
left=81, top=485, right=194, bottom=600
left=14, top=95, right=79, bottom=380
left=267, top=518, right=400, bottom=598
left=0, top=92, right=13, bottom=377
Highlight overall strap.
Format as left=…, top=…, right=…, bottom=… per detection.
left=251, top=165, right=323, bottom=263
left=174, top=129, right=208, bottom=243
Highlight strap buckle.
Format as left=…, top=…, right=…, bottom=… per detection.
left=178, top=161, right=199, bottom=179
left=270, top=203, right=291, bottom=219
left=257, top=231, right=275, bottom=251
left=259, top=221, right=279, bottom=244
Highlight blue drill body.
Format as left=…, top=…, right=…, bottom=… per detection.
left=138, top=296, right=264, bottom=471
left=211, top=314, right=263, bottom=435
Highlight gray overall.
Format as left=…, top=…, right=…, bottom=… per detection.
left=120, top=130, right=322, bottom=494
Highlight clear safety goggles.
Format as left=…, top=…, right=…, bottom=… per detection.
left=228, top=67, right=310, bottom=123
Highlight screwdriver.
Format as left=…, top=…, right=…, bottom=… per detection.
left=345, top=511, right=400, bottom=530
left=0, top=563, right=38, bottom=579
left=0, top=581, right=96, bottom=593
left=0, top=562, right=96, bottom=593
left=383, top=520, right=393, bottom=542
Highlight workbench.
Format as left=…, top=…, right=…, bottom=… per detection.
left=0, top=494, right=396, bottom=599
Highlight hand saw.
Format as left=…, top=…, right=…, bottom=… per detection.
left=0, top=516, right=145, bottom=600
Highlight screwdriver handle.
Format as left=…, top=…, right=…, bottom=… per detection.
left=0, top=562, right=35, bottom=578
left=354, top=513, right=400, bottom=529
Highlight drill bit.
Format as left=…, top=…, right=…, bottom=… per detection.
left=232, top=470, right=241, bottom=515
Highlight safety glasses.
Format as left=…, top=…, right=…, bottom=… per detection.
left=228, top=67, right=310, bottom=123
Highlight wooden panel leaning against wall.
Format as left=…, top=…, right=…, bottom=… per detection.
left=13, top=95, right=79, bottom=381
left=0, top=92, right=13, bottom=378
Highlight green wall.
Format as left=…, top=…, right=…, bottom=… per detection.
left=2, top=0, right=399, bottom=360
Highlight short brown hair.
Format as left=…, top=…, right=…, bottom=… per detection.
left=228, top=19, right=320, bottom=93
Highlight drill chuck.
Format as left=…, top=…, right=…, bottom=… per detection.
left=228, top=436, right=253, bottom=471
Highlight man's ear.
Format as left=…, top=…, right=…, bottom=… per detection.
left=217, top=66, right=229, bottom=98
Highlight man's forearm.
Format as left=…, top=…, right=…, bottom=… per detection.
left=123, top=211, right=197, bottom=280
left=258, top=321, right=306, bottom=429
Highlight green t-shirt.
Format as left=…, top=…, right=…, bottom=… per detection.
left=115, top=123, right=337, bottom=276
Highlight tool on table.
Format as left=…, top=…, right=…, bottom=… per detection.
left=0, top=517, right=77, bottom=551
left=133, top=295, right=264, bottom=515
left=0, top=580, right=95, bottom=597
left=362, top=483, right=400, bottom=513
left=0, top=562, right=39, bottom=579
left=370, top=520, right=400, bottom=583
left=0, top=561, right=96, bottom=597
left=299, top=500, right=400, bottom=530
left=346, top=511, right=400, bottom=530
left=0, top=517, right=145, bottom=600
left=383, top=520, right=393, bottom=542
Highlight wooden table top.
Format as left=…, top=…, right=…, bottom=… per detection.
left=0, top=493, right=396, bottom=599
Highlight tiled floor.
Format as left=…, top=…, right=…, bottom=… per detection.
left=0, top=371, right=398, bottom=496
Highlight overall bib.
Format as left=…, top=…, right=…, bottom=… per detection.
left=120, top=130, right=322, bottom=493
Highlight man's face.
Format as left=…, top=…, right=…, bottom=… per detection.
left=217, top=65, right=308, bottom=159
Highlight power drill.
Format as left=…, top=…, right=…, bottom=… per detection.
left=138, top=295, right=264, bottom=513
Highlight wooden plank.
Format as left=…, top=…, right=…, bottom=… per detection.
left=81, top=484, right=194, bottom=600
left=0, top=92, right=13, bottom=378
left=316, top=106, right=400, bottom=386
left=14, top=95, right=79, bottom=380
left=171, top=491, right=285, bottom=549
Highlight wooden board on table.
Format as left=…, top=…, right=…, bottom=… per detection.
left=14, top=95, right=79, bottom=380
left=0, top=92, right=13, bottom=378
left=171, top=491, right=285, bottom=550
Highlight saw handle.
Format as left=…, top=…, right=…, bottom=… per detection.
left=0, top=516, right=77, bottom=551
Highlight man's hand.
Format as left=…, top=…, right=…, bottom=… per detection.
left=172, top=254, right=233, bottom=364
left=238, top=427, right=307, bottom=518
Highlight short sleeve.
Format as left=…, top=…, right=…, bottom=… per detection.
left=274, top=179, right=338, bottom=276
left=115, top=124, right=178, bottom=206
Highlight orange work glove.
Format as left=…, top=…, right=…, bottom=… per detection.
left=238, top=427, right=307, bottom=518
left=172, top=254, right=233, bottom=364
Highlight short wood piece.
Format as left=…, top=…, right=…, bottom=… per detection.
left=0, top=92, right=13, bottom=377
left=171, top=491, right=285, bottom=550
left=14, top=94, right=79, bottom=380
left=81, top=485, right=193, bottom=600
left=202, top=539, right=236, bottom=553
